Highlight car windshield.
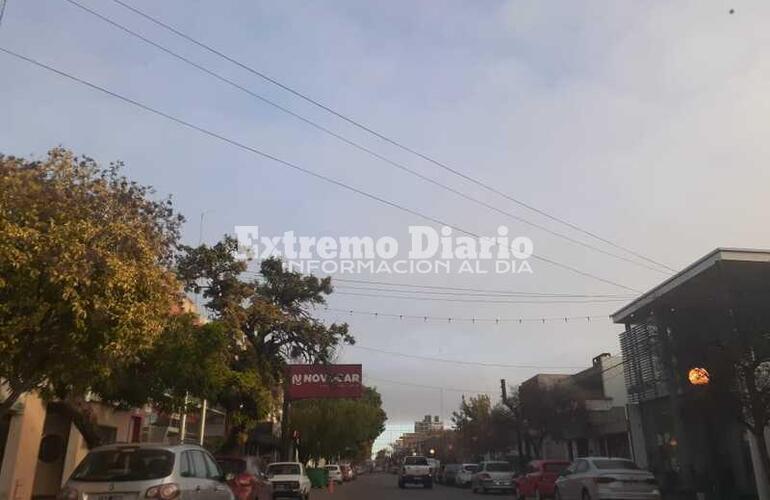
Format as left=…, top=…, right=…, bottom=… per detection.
left=463, top=465, right=479, bottom=472
left=593, top=460, right=639, bottom=470
left=268, top=464, right=300, bottom=475
left=486, top=463, right=512, bottom=472
left=71, top=449, right=174, bottom=482
left=217, top=458, right=247, bottom=475
left=544, top=463, right=569, bottom=473
left=404, top=457, right=428, bottom=465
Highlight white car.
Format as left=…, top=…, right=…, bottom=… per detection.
left=472, top=461, right=515, bottom=494
left=266, top=462, right=312, bottom=499
left=398, top=456, right=433, bottom=488
left=60, top=443, right=234, bottom=500
left=324, top=464, right=344, bottom=484
left=554, top=457, right=660, bottom=500
left=455, top=463, right=479, bottom=487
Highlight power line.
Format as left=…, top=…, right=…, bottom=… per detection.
left=333, top=289, right=629, bottom=304
left=60, top=0, right=670, bottom=276
left=335, top=284, right=632, bottom=300
left=350, top=345, right=587, bottom=370
left=330, top=276, right=634, bottom=298
left=321, top=306, right=608, bottom=324
left=364, top=375, right=493, bottom=394
left=243, top=270, right=633, bottom=299
left=0, top=47, right=641, bottom=293
left=105, top=0, right=676, bottom=274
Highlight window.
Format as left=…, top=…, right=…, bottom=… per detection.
left=71, top=449, right=174, bottom=481
left=485, top=462, right=512, bottom=472
left=38, top=434, right=66, bottom=464
left=267, top=463, right=300, bottom=476
left=404, top=457, right=428, bottom=466
left=593, top=459, right=639, bottom=470
left=574, top=460, right=589, bottom=473
left=544, top=463, right=568, bottom=473
left=180, top=452, right=192, bottom=477
left=191, top=451, right=209, bottom=478
left=203, top=452, right=223, bottom=479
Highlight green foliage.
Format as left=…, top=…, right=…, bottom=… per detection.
left=93, top=316, right=271, bottom=417
left=0, top=148, right=182, bottom=413
left=175, top=237, right=354, bottom=434
left=291, top=387, right=387, bottom=462
left=451, top=395, right=514, bottom=459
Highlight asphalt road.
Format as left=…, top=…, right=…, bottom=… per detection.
left=311, top=473, right=513, bottom=500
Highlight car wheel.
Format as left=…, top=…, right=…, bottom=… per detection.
left=582, top=490, right=591, bottom=500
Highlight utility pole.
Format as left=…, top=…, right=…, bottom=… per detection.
left=501, top=379, right=525, bottom=469
left=199, top=399, right=207, bottom=446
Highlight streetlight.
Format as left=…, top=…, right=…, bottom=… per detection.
left=688, top=367, right=710, bottom=385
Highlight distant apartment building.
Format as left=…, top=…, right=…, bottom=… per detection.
left=414, top=415, right=444, bottom=435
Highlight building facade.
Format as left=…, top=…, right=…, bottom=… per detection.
left=614, top=248, right=770, bottom=499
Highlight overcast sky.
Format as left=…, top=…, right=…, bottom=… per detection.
left=3, top=0, right=770, bottom=453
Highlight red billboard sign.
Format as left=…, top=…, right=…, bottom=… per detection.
left=285, top=364, right=363, bottom=400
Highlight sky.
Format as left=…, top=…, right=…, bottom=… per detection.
left=3, top=0, right=770, bottom=454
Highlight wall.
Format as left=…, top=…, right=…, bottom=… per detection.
left=600, top=355, right=628, bottom=406
left=0, top=394, right=45, bottom=500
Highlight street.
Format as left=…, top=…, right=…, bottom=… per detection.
left=312, top=473, right=510, bottom=500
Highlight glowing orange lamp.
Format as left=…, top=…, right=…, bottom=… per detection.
left=688, top=367, right=710, bottom=385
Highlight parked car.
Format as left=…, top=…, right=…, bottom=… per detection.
left=516, top=459, right=570, bottom=499
left=472, top=461, right=515, bottom=494
left=324, top=464, right=344, bottom=484
left=60, top=443, right=234, bottom=500
left=455, top=463, right=479, bottom=488
left=398, top=455, right=433, bottom=489
left=426, top=458, right=440, bottom=479
left=553, top=457, right=660, bottom=500
left=441, top=464, right=460, bottom=485
left=216, top=456, right=273, bottom=500
left=266, top=462, right=312, bottom=499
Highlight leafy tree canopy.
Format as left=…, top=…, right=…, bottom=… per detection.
left=0, top=148, right=182, bottom=416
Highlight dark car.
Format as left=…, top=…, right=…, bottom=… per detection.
left=216, top=456, right=273, bottom=500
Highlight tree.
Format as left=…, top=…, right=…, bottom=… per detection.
left=0, top=148, right=182, bottom=417
left=175, top=237, right=354, bottom=447
left=519, top=383, right=585, bottom=458
left=290, top=387, right=387, bottom=463
left=451, top=394, right=514, bottom=459
left=707, top=327, right=770, bottom=489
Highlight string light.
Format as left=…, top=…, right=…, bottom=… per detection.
left=320, top=306, right=609, bottom=325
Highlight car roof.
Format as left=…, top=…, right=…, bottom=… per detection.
left=88, top=442, right=206, bottom=452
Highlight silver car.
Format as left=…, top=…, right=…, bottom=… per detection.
left=471, top=461, right=515, bottom=494
left=59, top=443, right=235, bottom=500
left=554, top=457, right=660, bottom=500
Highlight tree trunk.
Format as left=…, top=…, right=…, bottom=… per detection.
left=49, top=400, right=103, bottom=449
left=0, top=389, right=21, bottom=419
